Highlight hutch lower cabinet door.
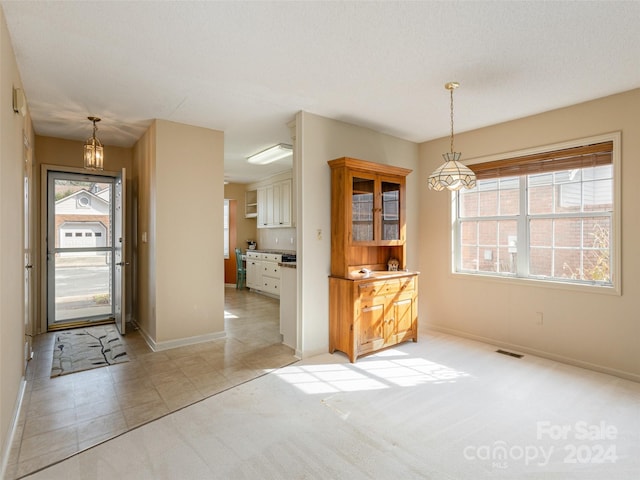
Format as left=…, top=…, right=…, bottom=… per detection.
left=329, top=274, right=418, bottom=362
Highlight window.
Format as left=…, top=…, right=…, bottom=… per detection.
left=223, top=199, right=230, bottom=259
left=453, top=137, right=618, bottom=290
left=77, top=195, right=90, bottom=208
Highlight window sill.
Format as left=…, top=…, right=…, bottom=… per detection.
left=451, top=270, right=620, bottom=296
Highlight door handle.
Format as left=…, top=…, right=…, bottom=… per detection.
left=25, top=264, right=33, bottom=269
left=116, top=262, right=130, bottom=266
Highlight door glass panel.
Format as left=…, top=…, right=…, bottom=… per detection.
left=352, top=176, right=375, bottom=242
left=54, top=251, right=113, bottom=321
left=49, top=174, right=115, bottom=327
left=381, top=181, right=401, bottom=240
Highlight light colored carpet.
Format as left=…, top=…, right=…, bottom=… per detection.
left=50, top=325, right=128, bottom=377
left=29, top=330, right=640, bottom=479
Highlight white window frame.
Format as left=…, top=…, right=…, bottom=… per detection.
left=223, top=199, right=230, bottom=259
left=451, top=132, right=621, bottom=295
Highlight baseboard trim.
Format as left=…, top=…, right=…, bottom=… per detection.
left=0, top=377, right=26, bottom=479
left=131, top=320, right=226, bottom=352
left=298, top=346, right=327, bottom=360
left=425, top=324, right=640, bottom=383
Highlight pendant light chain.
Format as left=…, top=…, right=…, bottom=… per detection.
left=449, top=86, right=455, bottom=154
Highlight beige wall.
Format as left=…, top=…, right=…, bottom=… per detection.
left=132, top=122, right=156, bottom=339
left=134, top=119, right=225, bottom=347
left=34, top=136, right=134, bottom=330
left=419, top=88, right=640, bottom=380
left=297, top=111, right=420, bottom=358
left=0, top=8, right=33, bottom=470
left=224, top=182, right=257, bottom=253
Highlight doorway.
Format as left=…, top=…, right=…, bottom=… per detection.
left=46, top=170, right=126, bottom=333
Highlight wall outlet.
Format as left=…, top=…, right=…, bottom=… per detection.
left=275, top=237, right=279, bottom=244
left=316, top=229, right=322, bottom=240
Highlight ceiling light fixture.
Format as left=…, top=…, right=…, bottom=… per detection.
left=247, top=143, right=292, bottom=165
left=427, top=82, right=476, bottom=191
left=83, top=116, right=104, bottom=171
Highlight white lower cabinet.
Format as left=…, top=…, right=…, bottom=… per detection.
left=246, top=252, right=261, bottom=290
left=246, top=252, right=281, bottom=297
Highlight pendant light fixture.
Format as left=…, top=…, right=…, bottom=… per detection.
left=84, top=116, right=104, bottom=171
left=427, top=82, right=476, bottom=191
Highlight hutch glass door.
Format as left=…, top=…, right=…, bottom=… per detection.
left=381, top=180, right=401, bottom=240
left=352, top=176, right=375, bottom=242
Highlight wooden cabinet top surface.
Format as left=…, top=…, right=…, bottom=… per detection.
left=328, top=157, right=413, bottom=177
left=329, top=270, right=420, bottom=282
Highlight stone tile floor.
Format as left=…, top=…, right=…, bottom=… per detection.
left=6, top=288, right=296, bottom=479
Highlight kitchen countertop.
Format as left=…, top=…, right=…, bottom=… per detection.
left=246, top=249, right=297, bottom=266
left=247, top=249, right=296, bottom=255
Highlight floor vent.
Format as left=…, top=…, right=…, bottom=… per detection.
left=496, top=349, right=524, bottom=358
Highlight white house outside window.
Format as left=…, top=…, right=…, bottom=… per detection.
left=453, top=136, right=619, bottom=291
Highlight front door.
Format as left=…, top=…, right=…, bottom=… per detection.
left=46, top=170, right=125, bottom=331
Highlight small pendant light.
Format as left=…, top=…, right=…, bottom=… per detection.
left=84, top=116, right=104, bottom=171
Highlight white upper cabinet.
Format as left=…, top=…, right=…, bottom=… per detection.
left=257, top=179, right=292, bottom=228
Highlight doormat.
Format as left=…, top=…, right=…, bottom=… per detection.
left=51, top=325, right=129, bottom=377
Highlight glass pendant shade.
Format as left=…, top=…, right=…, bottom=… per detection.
left=84, top=117, right=104, bottom=170
left=427, top=152, right=476, bottom=191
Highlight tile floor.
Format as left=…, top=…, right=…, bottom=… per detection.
left=5, top=288, right=297, bottom=479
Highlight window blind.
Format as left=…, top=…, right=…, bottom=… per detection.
left=470, top=141, right=613, bottom=180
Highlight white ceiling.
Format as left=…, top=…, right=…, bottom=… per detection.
left=2, top=1, right=639, bottom=183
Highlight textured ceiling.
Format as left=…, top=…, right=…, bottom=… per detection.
left=2, top=1, right=639, bottom=183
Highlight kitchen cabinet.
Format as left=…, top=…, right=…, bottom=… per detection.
left=329, top=273, right=418, bottom=362
left=246, top=251, right=262, bottom=290
left=257, top=179, right=292, bottom=228
left=261, top=253, right=281, bottom=295
left=245, top=189, right=257, bottom=218
left=246, top=251, right=281, bottom=297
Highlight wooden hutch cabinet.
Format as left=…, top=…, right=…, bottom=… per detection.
left=328, top=157, right=419, bottom=362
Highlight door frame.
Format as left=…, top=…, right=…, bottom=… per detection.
left=23, top=130, right=34, bottom=369
left=39, top=164, right=123, bottom=334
